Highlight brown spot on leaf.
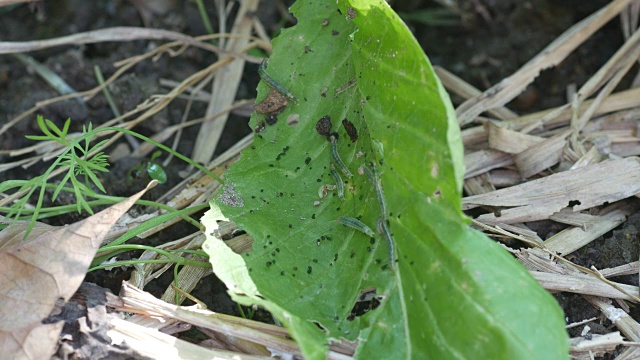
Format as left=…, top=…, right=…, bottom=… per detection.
left=347, top=7, right=357, bottom=19
left=342, top=119, right=358, bottom=142
left=315, top=115, right=332, bottom=138
left=254, top=88, right=288, bottom=114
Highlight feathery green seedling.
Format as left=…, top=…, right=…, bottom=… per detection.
left=0, top=115, right=221, bottom=238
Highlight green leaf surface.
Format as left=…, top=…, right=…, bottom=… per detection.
left=203, top=0, right=568, bottom=358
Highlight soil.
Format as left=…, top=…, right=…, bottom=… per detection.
left=0, top=0, right=629, bottom=356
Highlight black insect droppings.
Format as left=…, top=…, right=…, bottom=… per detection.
left=410, top=261, right=415, bottom=265
left=342, top=119, right=358, bottom=142
left=293, top=266, right=298, bottom=271
left=367, top=246, right=372, bottom=252
left=276, top=248, right=280, bottom=252
left=315, top=115, right=332, bottom=138
left=289, top=224, right=293, bottom=228
left=271, top=251, right=276, bottom=256
left=334, top=253, right=339, bottom=262
left=375, top=259, right=381, bottom=264
left=313, top=258, right=318, bottom=263
left=307, top=266, right=312, bottom=275
left=332, top=30, right=339, bottom=36
left=370, top=237, right=375, bottom=244
left=275, top=146, right=290, bottom=161
left=266, top=261, right=272, bottom=267
left=311, top=214, right=316, bottom=219
left=280, top=271, right=285, bottom=276
left=350, top=250, right=356, bottom=258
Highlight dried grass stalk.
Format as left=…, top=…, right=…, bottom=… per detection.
left=513, top=130, right=571, bottom=178
left=531, top=272, right=639, bottom=301
left=456, top=0, right=635, bottom=125
left=543, top=209, right=629, bottom=256
left=464, top=149, right=513, bottom=179
left=463, top=157, right=640, bottom=224
left=486, top=122, right=544, bottom=154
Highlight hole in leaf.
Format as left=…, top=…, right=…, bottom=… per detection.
left=347, top=287, right=381, bottom=321
left=287, top=114, right=300, bottom=126
left=313, top=321, right=329, bottom=334
left=567, top=200, right=581, bottom=208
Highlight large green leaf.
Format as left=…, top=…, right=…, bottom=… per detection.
left=202, top=0, right=569, bottom=358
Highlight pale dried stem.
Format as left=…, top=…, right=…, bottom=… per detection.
left=456, top=0, right=635, bottom=125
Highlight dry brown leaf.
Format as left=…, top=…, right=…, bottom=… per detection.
left=463, top=157, right=640, bottom=224
left=0, top=183, right=152, bottom=358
